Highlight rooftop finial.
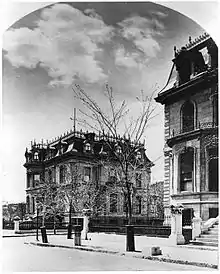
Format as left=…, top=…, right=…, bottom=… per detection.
left=174, top=46, right=177, bottom=57
left=189, top=36, right=192, bottom=43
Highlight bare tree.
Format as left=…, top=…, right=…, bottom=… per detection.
left=58, top=162, right=106, bottom=238
left=73, top=84, right=157, bottom=251
left=34, top=177, right=63, bottom=242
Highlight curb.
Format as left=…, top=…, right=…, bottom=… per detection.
left=25, top=241, right=218, bottom=269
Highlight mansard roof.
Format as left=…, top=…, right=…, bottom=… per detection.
left=155, top=32, right=218, bottom=105
left=24, top=130, right=153, bottom=167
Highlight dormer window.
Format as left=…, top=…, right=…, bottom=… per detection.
left=34, top=152, right=39, bottom=160
left=116, top=146, right=122, bottom=154
left=85, top=143, right=91, bottom=152
left=136, top=151, right=142, bottom=159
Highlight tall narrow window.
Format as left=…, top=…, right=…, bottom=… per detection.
left=135, top=197, right=142, bottom=214
left=34, top=174, right=40, bottom=187
left=180, top=148, right=194, bottom=192
left=32, top=197, right=35, bottom=214
left=60, top=166, right=65, bottom=184
left=26, top=196, right=30, bottom=214
left=48, top=169, right=52, bottom=182
left=182, top=101, right=195, bottom=133
left=213, top=93, right=218, bottom=126
left=136, top=173, right=142, bottom=188
left=84, top=167, right=91, bottom=182
left=110, top=193, right=117, bottom=213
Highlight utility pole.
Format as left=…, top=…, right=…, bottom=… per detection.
left=70, top=108, right=77, bottom=133
left=73, top=108, right=76, bottom=133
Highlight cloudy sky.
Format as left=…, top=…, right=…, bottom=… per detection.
left=2, top=1, right=218, bottom=202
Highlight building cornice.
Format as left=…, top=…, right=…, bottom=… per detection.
left=155, top=68, right=218, bottom=105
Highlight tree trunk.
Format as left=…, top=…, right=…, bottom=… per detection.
left=53, top=214, right=56, bottom=235
left=67, top=201, right=72, bottom=239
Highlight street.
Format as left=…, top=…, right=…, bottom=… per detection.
left=2, top=237, right=212, bottom=271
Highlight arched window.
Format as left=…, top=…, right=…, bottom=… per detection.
left=85, top=143, right=91, bottom=152
left=116, top=146, right=122, bottom=154
left=34, top=152, right=39, bottom=160
left=181, top=101, right=195, bottom=133
left=179, top=148, right=194, bottom=192
left=136, top=151, right=142, bottom=159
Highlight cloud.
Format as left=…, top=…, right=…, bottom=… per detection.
left=115, top=46, right=144, bottom=69
left=3, top=3, right=113, bottom=86
left=115, top=15, right=163, bottom=69
left=150, top=10, right=168, bottom=18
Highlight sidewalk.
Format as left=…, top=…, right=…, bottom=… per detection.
left=24, top=232, right=219, bottom=269
left=2, top=229, right=66, bottom=237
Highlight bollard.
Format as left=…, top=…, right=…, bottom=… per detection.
left=151, top=246, right=162, bottom=256
left=73, top=225, right=83, bottom=246
left=126, top=225, right=135, bottom=251
left=40, top=226, right=48, bottom=243
left=67, top=224, right=73, bottom=239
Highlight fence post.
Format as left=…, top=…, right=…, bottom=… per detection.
left=192, top=217, right=202, bottom=240
left=14, top=216, right=20, bottom=234
left=169, top=205, right=185, bottom=245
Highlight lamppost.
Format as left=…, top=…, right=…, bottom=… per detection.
left=36, top=206, right=39, bottom=241
left=36, top=202, right=39, bottom=241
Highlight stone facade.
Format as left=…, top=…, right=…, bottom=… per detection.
left=24, top=131, right=153, bottom=220
left=155, top=33, right=218, bottom=224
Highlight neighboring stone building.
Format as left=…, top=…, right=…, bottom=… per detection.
left=148, top=181, right=164, bottom=219
left=2, top=202, right=26, bottom=221
left=155, top=32, right=218, bottom=225
left=24, top=130, right=153, bottom=221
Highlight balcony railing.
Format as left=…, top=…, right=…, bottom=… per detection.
left=170, top=122, right=218, bottom=138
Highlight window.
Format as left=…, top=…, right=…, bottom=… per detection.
left=182, top=208, right=194, bottom=226
left=108, top=168, right=117, bottom=184
left=85, top=143, right=91, bottom=152
left=136, top=151, right=142, bottom=159
left=135, top=197, right=142, bottom=214
left=208, top=147, right=218, bottom=192
left=182, top=101, right=195, bottom=133
left=123, top=194, right=128, bottom=214
left=116, top=146, right=122, bottom=154
left=27, top=174, right=30, bottom=188
left=26, top=196, right=30, bottom=214
left=32, top=197, right=35, bottom=214
left=136, top=173, right=142, bottom=188
left=34, top=152, right=39, bottom=160
left=180, top=148, right=194, bottom=192
left=33, top=174, right=40, bottom=187
left=213, top=93, right=218, bottom=126
left=92, top=166, right=101, bottom=183
left=192, top=49, right=206, bottom=75
left=84, top=167, right=91, bottom=182
left=110, top=193, right=117, bottom=213
left=60, top=166, right=65, bottom=184
left=48, top=169, right=52, bottom=182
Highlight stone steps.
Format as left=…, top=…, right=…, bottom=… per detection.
left=190, top=220, right=218, bottom=247
left=200, top=234, right=218, bottom=239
